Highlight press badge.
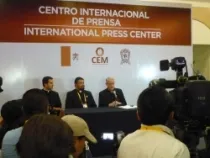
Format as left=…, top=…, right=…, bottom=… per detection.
left=83, top=104, right=88, bottom=108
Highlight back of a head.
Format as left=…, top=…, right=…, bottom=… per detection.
left=17, top=114, right=74, bottom=158
left=0, top=100, right=23, bottom=149
left=22, top=89, right=48, bottom=118
left=137, top=86, right=174, bottom=125
left=1, top=100, right=23, bottom=127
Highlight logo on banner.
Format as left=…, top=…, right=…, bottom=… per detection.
left=120, top=49, right=131, bottom=65
left=73, top=53, right=79, bottom=61
left=92, top=47, right=108, bottom=64
left=60, top=46, right=79, bottom=67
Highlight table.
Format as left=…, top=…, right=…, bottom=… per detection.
left=65, top=107, right=140, bottom=157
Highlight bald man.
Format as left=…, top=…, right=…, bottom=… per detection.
left=99, top=77, right=127, bottom=107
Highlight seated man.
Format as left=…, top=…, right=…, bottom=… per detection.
left=42, top=76, right=62, bottom=109
left=118, top=86, right=190, bottom=158
left=62, top=115, right=97, bottom=158
left=65, top=77, right=96, bottom=109
left=99, top=77, right=127, bottom=107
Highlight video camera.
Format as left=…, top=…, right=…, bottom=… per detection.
left=150, top=57, right=210, bottom=158
left=150, top=57, right=210, bottom=128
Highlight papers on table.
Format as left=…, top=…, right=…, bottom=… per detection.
left=118, top=105, right=137, bottom=109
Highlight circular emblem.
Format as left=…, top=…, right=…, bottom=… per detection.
left=96, top=47, right=104, bottom=56
left=120, top=48, right=131, bottom=65
left=120, top=48, right=130, bottom=55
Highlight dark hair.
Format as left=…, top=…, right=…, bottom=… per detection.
left=0, top=100, right=23, bottom=148
left=1, top=100, right=23, bottom=125
left=22, top=89, right=48, bottom=119
left=0, top=77, right=3, bottom=92
left=137, top=86, right=174, bottom=125
left=77, top=136, right=85, bottom=140
left=17, top=114, right=74, bottom=158
left=42, top=76, right=53, bottom=86
left=0, top=77, right=2, bottom=86
left=74, top=77, right=84, bottom=84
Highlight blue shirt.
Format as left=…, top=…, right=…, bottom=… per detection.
left=2, top=127, right=23, bottom=158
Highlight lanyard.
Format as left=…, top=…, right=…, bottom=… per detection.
left=140, top=126, right=165, bottom=133
left=77, top=92, right=87, bottom=104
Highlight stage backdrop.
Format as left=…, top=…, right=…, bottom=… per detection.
left=0, top=0, right=192, bottom=108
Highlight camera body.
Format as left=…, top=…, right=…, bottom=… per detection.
left=171, top=81, right=210, bottom=130
left=151, top=57, right=210, bottom=130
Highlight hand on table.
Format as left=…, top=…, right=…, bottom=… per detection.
left=108, top=101, right=122, bottom=107
left=116, top=101, right=122, bottom=105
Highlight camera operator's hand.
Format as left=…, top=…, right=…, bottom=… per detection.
left=58, top=108, right=65, bottom=118
left=53, top=107, right=65, bottom=118
left=49, top=107, right=65, bottom=117
left=53, top=107, right=62, bottom=111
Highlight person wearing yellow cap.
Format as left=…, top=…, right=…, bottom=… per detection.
left=62, top=115, right=97, bottom=158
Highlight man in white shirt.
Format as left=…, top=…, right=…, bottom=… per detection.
left=118, top=86, right=190, bottom=158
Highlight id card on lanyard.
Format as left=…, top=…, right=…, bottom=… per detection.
left=77, top=92, right=88, bottom=108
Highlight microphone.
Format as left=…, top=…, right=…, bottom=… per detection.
left=160, top=60, right=170, bottom=71
left=112, top=90, right=117, bottom=100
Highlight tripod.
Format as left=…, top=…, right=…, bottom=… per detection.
left=176, top=128, right=210, bottom=158
left=183, top=130, right=201, bottom=158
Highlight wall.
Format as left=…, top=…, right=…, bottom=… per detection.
left=193, top=45, right=210, bottom=79
left=139, top=0, right=210, bottom=79
left=192, top=6, right=210, bottom=79
left=192, top=7, right=210, bottom=45
left=133, top=0, right=210, bottom=45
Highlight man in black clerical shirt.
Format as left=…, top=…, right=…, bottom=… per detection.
left=65, top=77, right=97, bottom=109
left=42, top=76, right=62, bottom=108
left=99, top=77, right=127, bottom=107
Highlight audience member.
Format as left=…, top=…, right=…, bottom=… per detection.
left=118, top=86, right=190, bottom=158
left=0, top=100, right=23, bottom=149
left=16, top=114, right=74, bottom=158
left=62, top=115, right=97, bottom=158
left=2, top=88, right=49, bottom=158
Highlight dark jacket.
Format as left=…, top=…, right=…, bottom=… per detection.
left=65, top=89, right=97, bottom=109
left=42, top=89, right=62, bottom=108
left=98, top=88, right=127, bottom=107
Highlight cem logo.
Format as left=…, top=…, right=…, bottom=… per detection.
left=92, top=47, right=108, bottom=64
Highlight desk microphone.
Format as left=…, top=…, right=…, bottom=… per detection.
left=113, top=90, right=117, bottom=100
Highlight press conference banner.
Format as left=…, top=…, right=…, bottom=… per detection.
left=0, top=1, right=191, bottom=45
left=0, top=1, right=192, bottom=108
